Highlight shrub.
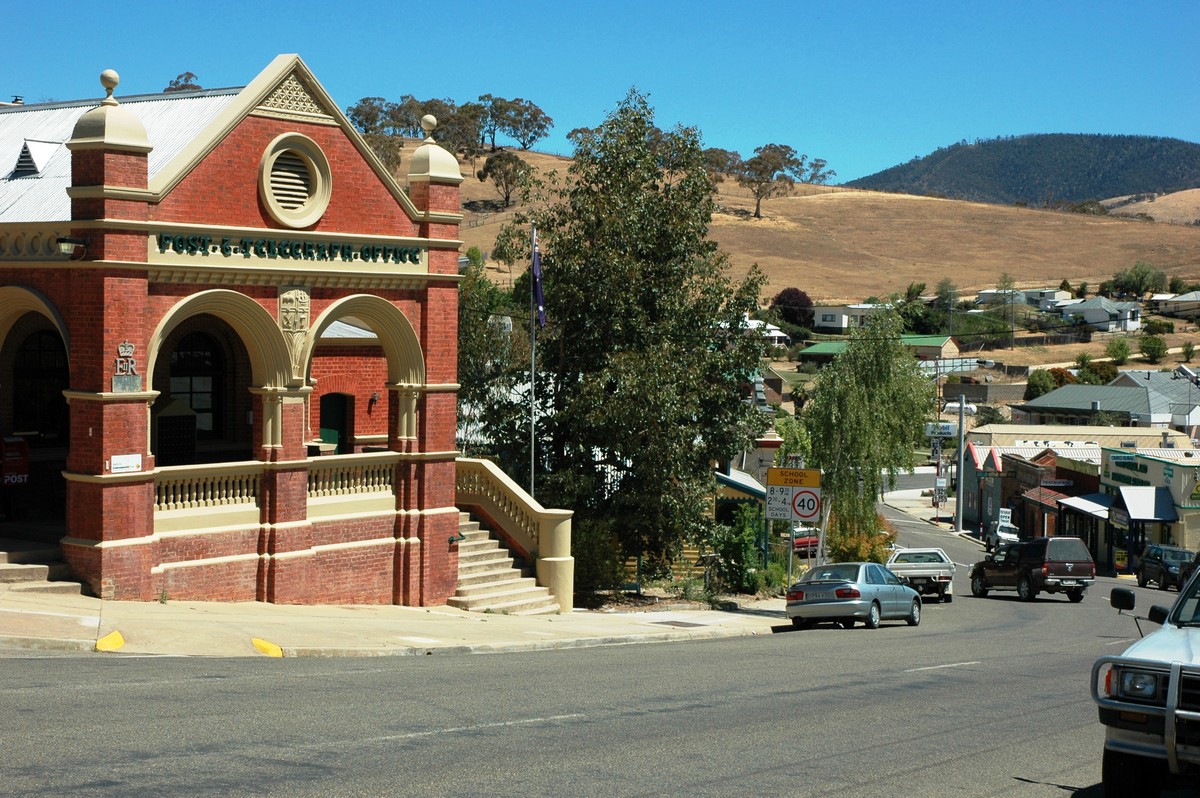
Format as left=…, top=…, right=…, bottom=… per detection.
left=1184, top=341, right=1195, bottom=363
left=571, top=518, right=627, bottom=593
left=1140, top=334, right=1168, bottom=364
left=1105, top=337, right=1131, bottom=365
left=1144, top=319, right=1175, bottom=335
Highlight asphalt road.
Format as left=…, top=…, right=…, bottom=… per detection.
left=2, top=516, right=1196, bottom=797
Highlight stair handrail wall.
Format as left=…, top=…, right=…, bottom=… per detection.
left=455, top=458, right=574, bottom=611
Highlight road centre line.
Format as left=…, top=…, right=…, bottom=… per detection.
left=903, top=661, right=981, bottom=673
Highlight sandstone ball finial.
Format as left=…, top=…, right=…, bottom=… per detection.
left=421, top=114, right=437, bottom=139
left=100, top=69, right=120, bottom=104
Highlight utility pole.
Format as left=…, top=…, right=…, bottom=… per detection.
left=955, top=394, right=966, bottom=534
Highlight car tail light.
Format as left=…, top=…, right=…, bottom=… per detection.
left=835, top=587, right=860, bottom=599
left=1041, top=563, right=1050, bottom=577
left=787, top=589, right=804, bottom=601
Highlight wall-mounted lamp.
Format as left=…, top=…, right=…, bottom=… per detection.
left=371, top=391, right=381, bottom=402
left=56, top=236, right=87, bottom=260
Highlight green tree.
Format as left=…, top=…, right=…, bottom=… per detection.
left=485, top=91, right=769, bottom=570
left=1076, top=281, right=1089, bottom=298
left=1059, top=278, right=1073, bottom=294
left=344, top=96, right=406, bottom=174
left=501, top=97, right=554, bottom=150
left=477, top=150, right=531, bottom=207
left=804, top=311, right=931, bottom=558
left=703, top=147, right=742, bottom=183
left=1025, top=369, right=1057, bottom=400
left=735, top=143, right=835, bottom=218
left=457, top=247, right=520, bottom=454
left=1106, top=337, right=1131, bottom=365
left=1183, top=341, right=1195, bottom=363
left=1112, top=260, right=1167, bottom=298
left=163, top=71, right=202, bottom=92
left=1140, top=334, right=1168, bottom=363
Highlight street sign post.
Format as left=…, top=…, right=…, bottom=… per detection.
left=765, top=468, right=822, bottom=523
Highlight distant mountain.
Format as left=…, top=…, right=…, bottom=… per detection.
left=845, top=134, right=1200, bottom=206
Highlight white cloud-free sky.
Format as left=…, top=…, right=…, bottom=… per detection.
left=5, top=0, right=1197, bottom=182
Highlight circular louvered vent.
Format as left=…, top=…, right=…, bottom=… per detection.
left=259, top=134, right=331, bottom=228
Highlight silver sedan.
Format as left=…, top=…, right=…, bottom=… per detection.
left=785, top=562, right=922, bottom=629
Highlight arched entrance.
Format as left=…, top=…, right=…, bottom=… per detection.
left=151, top=320, right=254, bottom=465
left=0, top=294, right=70, bottom=534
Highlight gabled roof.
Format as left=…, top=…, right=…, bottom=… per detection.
left=0, top=54, right=431, bottom=225
left=1, top=87, right=241, bottom=222
left=1018, top=384, right=1151, bottom=415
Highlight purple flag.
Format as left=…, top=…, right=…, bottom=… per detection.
left=531, top=227, right=546, bottom=328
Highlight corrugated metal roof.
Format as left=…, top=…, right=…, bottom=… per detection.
left=1019, top=384, right=1151, bottom=414
left=0, top=88, right=241, bottom=223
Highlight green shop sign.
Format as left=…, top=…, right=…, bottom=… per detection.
left=156, top=233, right=422, bottom=265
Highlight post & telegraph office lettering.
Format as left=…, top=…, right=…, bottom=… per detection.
left=156, top=232, right=423, bottom=265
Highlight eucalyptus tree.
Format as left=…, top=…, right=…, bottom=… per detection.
left=804, top=310, right=932, bottom=560
left=486, top=90, right=769, bottom=568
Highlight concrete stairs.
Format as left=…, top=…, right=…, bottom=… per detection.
left=447, top=513, right=559, bottom=615
left=0, top=538, right=84, bottom=595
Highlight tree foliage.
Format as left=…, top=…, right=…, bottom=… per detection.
left=845, top=133, right=1200, bottom=205
left=1106, top=337, right=1131, bottom=365
left=1140, top=334, right=1168, bottom=363
left=1111, top=261, right=1167, bottom=298
left=735, top=143, right=835, bottom=218
left=477, top=150, right=531, bottom=207
left=481, top=91, right=769, bottom=569
left=163, top=72, right=202, bottom=92
left=769, top=287, right=814, bottom=328
left=1025, top=369, right=1057, bottom=400
left=804, top=311, right=931, bottom=555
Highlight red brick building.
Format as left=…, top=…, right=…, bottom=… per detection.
left=0, top=55, right=467, bottom=605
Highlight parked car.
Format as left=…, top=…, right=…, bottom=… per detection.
left=885, top=547, right=956, bottom=603
left=984, top=520, right=1020, bottom=552
left=790, top=524, right=820, bottom=558
left=1091, top=585, right=1200, bottom=795
left=1180, top=549, right=1200, bottom=587
left=1135, top=543, right=1194, bottom=591
left=968, top=536, right=1095, bottom=602
left=785, top=562, right=921, bottom=630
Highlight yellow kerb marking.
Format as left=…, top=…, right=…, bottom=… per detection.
left=252, top=638, right=284, bottom=658
left=95, top=631, right=125, bottom=652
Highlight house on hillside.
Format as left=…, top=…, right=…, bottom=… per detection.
left=1012, top=371, right=1200, bottom=434
left=744, top=317, right=791, bottom=347
left=797, top=334, right=967, bottom=373
left=1025, top=288, right=1072, bottom=310
left=1160, top=291, right=1200, bottom=319
left=810, top=303, right=887, bottom=334
left=1059, top=297, right=1141, bottom=332
left=975, top=289, right=1023, bottom=305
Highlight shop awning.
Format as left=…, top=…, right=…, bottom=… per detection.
left=1058, top=493, right=1114, bottom=520
left=1118, top=486, right=1178, bottom=522
left=716, top=468, right=766, bottom=500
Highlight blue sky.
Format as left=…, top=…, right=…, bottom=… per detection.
left=5, top=0, right=1197, bottom=182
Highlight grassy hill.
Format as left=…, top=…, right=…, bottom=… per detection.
left=844, top=134, right=1200, bottom=206
left=433, top=146, right=1200, bottom=304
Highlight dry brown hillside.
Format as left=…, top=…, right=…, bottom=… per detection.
left=429, top=146, right=1200, bottom=303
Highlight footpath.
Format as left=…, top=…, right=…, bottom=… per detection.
left=0, top=486, right=961, bottom=658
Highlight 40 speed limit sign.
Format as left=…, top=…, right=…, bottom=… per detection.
left=791, top=488, right=821, bottom=522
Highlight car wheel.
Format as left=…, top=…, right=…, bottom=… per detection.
left=791, top=617, right=813, bottom=629
left=1102, top=747, right=1163, bottom=798
left=970, top=574, right=989, bottom=598
left=1157, top=575, right=1168, bottom=591
left=1017, top=573, right=1036, bottom=601
left=1067, top=589, right=1085, bottom=603
left=1137, top=569, right=1147, bottom=588
left=864, top=602, right=881, bottom=629
left=840, top=618, right=855, bottom=629
left=906, top=599, right=921, bottom=626
left=941, top=590, right=953, bottom=604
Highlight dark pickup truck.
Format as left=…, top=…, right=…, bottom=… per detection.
left=968, top=536, right=1095, bottom=602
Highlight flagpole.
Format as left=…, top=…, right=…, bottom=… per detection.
left=530, top=225, right=537, bottom=498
